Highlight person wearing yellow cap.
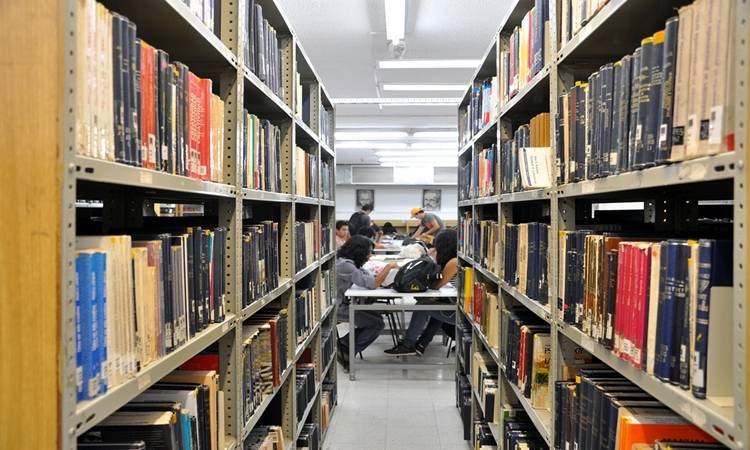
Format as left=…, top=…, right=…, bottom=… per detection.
left=410, top=207, right=444, bottom=238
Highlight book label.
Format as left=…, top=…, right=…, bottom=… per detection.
left=709, top=106, right=723, bottom=145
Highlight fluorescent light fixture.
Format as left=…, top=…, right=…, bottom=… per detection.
left=332, top=97, right=462, bottom=105
left=413, top=131, right=459, bottom=139
left=380, top=161, right=458, bottom=167
left=410, top=142, right=456, bottom=149
left=376, top=150, right=456, bottom=157
left=382, top=84, right=467, bottom=92
left=378, top=157, right=457, bottom=163
left=378, top=59, right=480, bottom=69
left=335, top=131, right=408, bottom=140
left=335, top=141, right=408, bottom=149
left=379, top=102, right=458, bottom=107
left=384, top=0, right=406, bottom=43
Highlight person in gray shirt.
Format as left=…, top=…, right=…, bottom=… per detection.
left=335, top=235, right=398, bottom=371
left=410, top=207, right=444, bottom=238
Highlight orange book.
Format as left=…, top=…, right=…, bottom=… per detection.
left=616, top=407, right=717, bottom=450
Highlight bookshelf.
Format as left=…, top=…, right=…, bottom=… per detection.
left=2, top=0, right=337, bottom=448
left=456, top=0, right=748, bottom=448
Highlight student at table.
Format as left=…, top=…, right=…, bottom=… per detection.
left=336, top=235, right=399, bottom=370
left=382, top=222, right=398, bottom=236
left=335, top=220, right=349, bottom=249
left=353, top=225, right=385, bottom=249
left=410, top=207, right=444, bottom=238
left=384, top=228, right=457, bottom=356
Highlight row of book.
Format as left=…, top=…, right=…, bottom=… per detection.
left=297, top=423, right=321, bottom=450
left=468, top=277, right=500, bottom=353
left=555, top=0, right=735, bottom=183
left=75, top=0, right=226, bottom=182
left=295, top=365, right=316, bottom=423
left=473, top=420, right=498, bottom=449
left=295, top=221, right=320, bottom=273
left=500, top=112, right=552, bottom=194
left=474, top=145, right=498, bottom=198
left=558, top=233, right=733, bottom=403
left=244, top=0, right=284, bottom=98
left=503, top=222, right=550, bottom=305
left=241, top=222, right=280, bottom=309
left=295, top=147, right=319, bottom=198
left=554, top=368, right=721, bottom=450
left=321, top=269, right=334, bottom=312
left=321, top=327, right=335, bottom=370
left=473, top=351, right=498, bottom=421
left=295, top=79, right=314, bottom=126
left=501, top=412, right=547, bottom=449
left=458, top=158, right=472, bottom=200
left=467, top=76, right=499, bottom=140
left=79, top=367, right=225, bottom=449
left=320, top=223, right=332, bottom=259
left=559, top=0, right=610, bottom=48
left=320, top=107, right=334, bottom=149
left=244, top=425, right=285, bottom=450
left=321, top=382, right=336, bottom=435
left=181, top=0, right=219, bottom=35
left=456, top=373, right=473, bottom=441
left=76, top=229, right=227, bottom=402
left=242, top=113, right=282, bottom=192
left=242, top=309, right=289, bottom=424
left=321, top=159, right=334, bottom=201
left=458, top=214, right=500, bottom=277
left=499, top=0, right=550, bottom=106
left=295, top=287, right=319, bottom=345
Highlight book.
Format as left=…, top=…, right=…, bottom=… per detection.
left=504, top=222, right=550, bottom=304
left=242, top=113, right=282, bottom=192
left=244, top=3, right=284, bottom=97
left=242, top=222, right=280, bottom=308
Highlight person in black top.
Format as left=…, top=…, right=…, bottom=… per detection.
left=348, top=204, right=373, bottom=236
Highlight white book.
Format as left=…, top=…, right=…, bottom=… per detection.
left=645, top=243, right=660, bottom=376
left=518, top=147, right=553, bottom=189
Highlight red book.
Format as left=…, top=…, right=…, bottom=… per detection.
left=181, top=354, right=219, bottom=371
left=613, top=242, right=627, bottom=357
left=199, top=78, right=212, bottom=181
left=631, top=245, right=648, bottom=369
left=140, top=43, right=156, bottom=169
left=518, top=327, right=527, bottom=386
left=187, top=72, right=204, bottom=179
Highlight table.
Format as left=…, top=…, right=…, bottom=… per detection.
left=372, top=246, right=401, bottom=254
left=343, top=285, right=457, bottom=380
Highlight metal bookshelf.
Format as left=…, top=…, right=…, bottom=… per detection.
left=456, top=0, right=748, bottom=448
left=50, top=0, right=340, bottom=448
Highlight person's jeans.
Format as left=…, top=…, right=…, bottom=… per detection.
left=404, top=310, right=456, bottom=347
left=338, top=310, right=385, bottom=354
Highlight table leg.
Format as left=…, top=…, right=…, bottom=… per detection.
left=349, top=300, right=356, bottom=381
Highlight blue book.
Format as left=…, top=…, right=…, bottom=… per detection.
left=654, top=240, right=679, bottom=381
left=75, top=252, right=93, bottom=402
left=180, top=410, right=193, bottom=450
left=91, top=251, right=107, bottom=395
left=670, top=242, right=690, bottom=384
left=692, top=239, right=733, bottom=398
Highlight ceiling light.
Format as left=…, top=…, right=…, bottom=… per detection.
left=384, top=0, right=406, bottom=43
left=411, top=142, right=456, bottom=149
left=379, top=102, right=459, bottom=107
left=332, top=97, right=461, bottom=104
left=378, top=156, right=457, bottom=163
left=376, top=150, right=456, bottom=157
left=380, top=161, right=458, bottom=167
left=378, top=59, right=480, bottom=69
left=413, top=131, right=459, bottom=139
left=335, top=131, right=408, bottom=140
left=382, top=84, right=467, bottom=92
left=335, top=141, right=408, bottom=149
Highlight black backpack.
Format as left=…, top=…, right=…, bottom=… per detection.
left=392, top=256, right=442, bottom=293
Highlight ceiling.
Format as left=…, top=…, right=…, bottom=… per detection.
left=278, top=0, right=510, bottom=165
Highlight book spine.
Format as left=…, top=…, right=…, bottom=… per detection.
left=75, top=252, right=92, bottom=402
left=692, top=239, right=712, bottom=398
left=644, top=31, right=664, bottom=167
left=669, top=242, right=689, bottom=384
left=600, top=64, right=614, bottom=176
left=657, top=17, right=679, bottom=163
left=626, top=47, right=642, bottom=172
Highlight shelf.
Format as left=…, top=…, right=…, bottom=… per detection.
left=499, top=65, right=550, bottom=119
left=320, top=303, right=335, bottom=323
left=556, top=152, right=738, bottom=198
left=242, top=362, right=295, bottom=440
left=75, top=156, right=236, bottom=198
left=474, top=264, right=500, bottom=285
left=474, top=388, right=487, bottom=417
left=74, top=315, right=236, bottom=436
left=223, top=436, right=237, bottom=450
left=295, top=320, right=321, bottom=361
left=502, top=369, right=552, bottom=446
left=320, top=142, right=335, bottom=159
left=499, top=281, right=552, bottom=324
left=320, top=199, right=335, bottom=207
left=458, top=140, right=473, bottom=158
left=557, top=322, right=737, bottom=448
left=322, top=352, right=335, bottom=380
left=473, top=119, right=499, bottom=145
left=99, top=0, right=237, bottom=71
left=488, top=422, right=501, bottom=447
left=320, top=251, right=336, bottom=265
left=499, top=188, right=550, bottom=203
left=242, top=188, right=293, bottom=203
left=295, top=196, right=319, bottom=205
left=243, top=67, right=293, bottom=118
left=294, top=261, right=319, bottom=281
left=475, top=195, right=499, bottom=206
left=295, top=382, right=322, bottom=440
left=457, top=251, right=476, bottom=266
left=241, top=279, right=293, bottom=320
left=295, top=119, right=320, bottom=145
left=458, top=199, right=473, bottom=207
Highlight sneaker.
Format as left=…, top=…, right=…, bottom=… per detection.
left=414, top=341, right=426, bottom=356
left=384, top=342, right=418, bottom=356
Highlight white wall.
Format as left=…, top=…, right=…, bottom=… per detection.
left=336, top=185, right=458, bottom=221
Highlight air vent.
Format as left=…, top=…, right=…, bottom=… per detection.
left=434, top=167, right=458, bottom=184
left=352, top=166, right=394, bottom=184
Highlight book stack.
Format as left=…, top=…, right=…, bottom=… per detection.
left=470, top=77, right=499, bottom=135
left=474, top=421, right=498, bottom=449
left=295, top=365, right=316, bottom=422
left=79, top=369, right=223, bottom=450
left=242, top=310, right=289, bottom=421
left=297, top=423, right=320, bottom=450
left=502, top=413, right=547, bottom=449
left=242, top=222, right=280, bottom=308
left=74, top=0, right=226, bottom=181
left=498, top=0, right=550, bottom=105
left=554, top=368, right=719, bottom=450
left=474, top=145, right=498, bottom=197
left=245, top=425, right=286, bottom=450
left=503, top=222, right=550, bottom=304
left=320, top=222, right=332, bottom=256
left=559, top=234, right=734, bottom=403
left=295, top=221, right=320, bottom=272
left=321, top=159, right=334, bottom=200
left=477, top=220, right=501, bottom=276
left=75, top=229, right=227, bottom=402
left=242, top=113, right=282, bottom=193
left=459, top=158, right=473, bottom=200
left=559, top=0, right=610, bottom=47
left=472, top=351, right=498, bottom=421
left=295, top=287, right=318, bottom=344
left=472, top=282, right=500, bottom=351
left=555, top=0, right=735, bottom=184
left=244, top=0, right=284, bottom=97
left=295, top=147, right=319, bottom=198
left=500, top=307, right=551, bottom=410
left=456, top=373, right=473, bottom=440
left=501, top=113, right=552, bottom=193
left=320, top=107, right=334, bottom=148
left=458, top=211, right=474, bottom=259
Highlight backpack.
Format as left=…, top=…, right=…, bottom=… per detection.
left=391, top=256, right=442, bottom=293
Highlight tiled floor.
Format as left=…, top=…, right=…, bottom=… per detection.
left=323, top=336, right=467, bottom=450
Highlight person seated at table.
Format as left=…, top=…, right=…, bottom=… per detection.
left=382, top=222, right=398, bottom=236
left=353, top=225, right=386, bottom=249
left=335, top=220, right=349, bottom=249
left=336, top=235, right=399, bottom=371
left=384, top=228, right=457, bottom=356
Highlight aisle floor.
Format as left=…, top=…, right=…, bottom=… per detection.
left=324, top=336, right=466, bottom=450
